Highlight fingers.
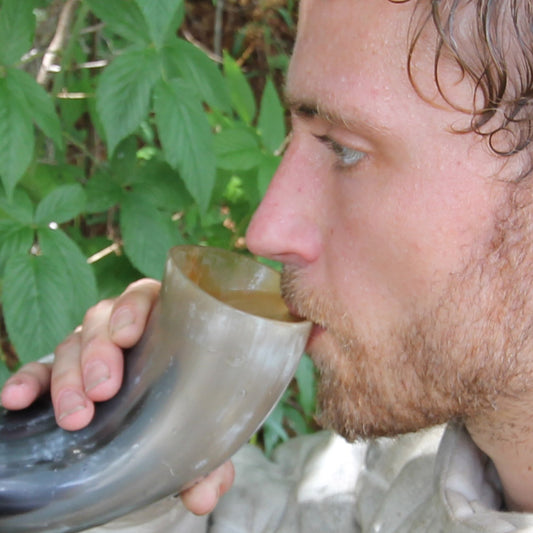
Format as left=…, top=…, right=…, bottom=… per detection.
left=2, top=278, right=161, bottom=433
left=74, top=279, right=160, bottom=404
left=2, top=277, right=233, bottom=518
left=1, top=360, right=52, bottom=410
left=180, top=461, right=235, bottom=516
left=77, top=299, right=125, bottom=404
left=50, top=330, right=95, bottom=430
left=108, top=279, right=161, bottom=348
left=48, top=298, right=122, bottom=431
left=51, top=279, right=160, bottom=428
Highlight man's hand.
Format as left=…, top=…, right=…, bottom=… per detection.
left=0, top=278, right=234, bottom=515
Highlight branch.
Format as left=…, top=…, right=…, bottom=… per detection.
left=214, top=0, right=225, bottom=59
left=37, top=0, right=80, bottom=86
left=182, top=28, right=222, bottom=63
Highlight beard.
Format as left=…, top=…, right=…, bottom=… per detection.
left=280, top=186, right=533, bottom=442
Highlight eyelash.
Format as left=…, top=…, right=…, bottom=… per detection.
left=315, top=135, right=365, bottom=168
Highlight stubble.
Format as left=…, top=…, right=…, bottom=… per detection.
left=281, top=183, right=533, bottom=442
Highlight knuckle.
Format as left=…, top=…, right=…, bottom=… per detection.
left=50, top=366, right=75, bottom=384
left=50, top=362, right=84, bottom=391
left=17, top=361, right=44, bottom=377
left=83, top=299, right=114, bottom=323
left=80, top=336, right=121, bottom=368
left=55, top=331, right=81, bottom=355
left=120, top=279, right=160, bottom=302
left=126, top=278, right=157, bottom=291
left=83, top=335, right=111, bottom=356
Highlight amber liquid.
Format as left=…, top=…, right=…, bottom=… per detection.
left=182, top=249, right=298, bottom=322
left=216, top=290, right=299, bottom=322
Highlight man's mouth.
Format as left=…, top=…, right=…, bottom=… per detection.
left=282, top=297, right=325, bottom=348
left=284, top=298, right=302, bottom=321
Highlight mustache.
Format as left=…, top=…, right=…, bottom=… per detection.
left=280, top=266, right=330, bottom=329
left=280, top=266, right=359, bottom=348
left=280, top=266, right=310, bottom=317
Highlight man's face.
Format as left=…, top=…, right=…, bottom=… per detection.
left=246, top=0, right=532, bottom=440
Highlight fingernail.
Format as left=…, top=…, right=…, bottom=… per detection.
left=0, top=382, right=15, bottom=407
left=58, top=390, right=87, bottom=420
left=110, top=308, right=134, bottom=335
left=84, top=360, right=110, bottom=392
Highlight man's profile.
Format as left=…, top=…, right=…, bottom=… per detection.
left=4, top=0, right=533, bottom=531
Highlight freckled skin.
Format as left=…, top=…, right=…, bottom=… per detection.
left=246, top=0, right=533, bottom=512
left=5, top=0, right=533, bottom=516
left=247, top=0, right=518, bottom=438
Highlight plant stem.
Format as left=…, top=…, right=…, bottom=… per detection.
left=214, top=0, right=225, bottom=59
left=37, top=0, right=80, bottom=86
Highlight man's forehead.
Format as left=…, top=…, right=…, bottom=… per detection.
left=287, top=0, right=477, bottom=135
left=285, top=1, right=416, bottom=137
left=288, top=0, right=415, bottom=94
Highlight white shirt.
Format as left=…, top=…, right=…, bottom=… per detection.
left=91, top=421, right=533, bottom=532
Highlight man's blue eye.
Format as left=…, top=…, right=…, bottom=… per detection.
left=316, top=135, right=364, bottom=167
left=333, top=143, right=364, bottom=166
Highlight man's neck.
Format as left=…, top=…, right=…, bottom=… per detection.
left=466, top=406, right=533, bottom=512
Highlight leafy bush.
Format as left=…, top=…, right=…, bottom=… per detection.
left=0, top=0, right=316, bottom=450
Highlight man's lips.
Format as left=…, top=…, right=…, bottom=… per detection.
left=284, top=300, right=302, bottom=321
left=306, top=324, right=326, bottom=349
left=282, top=298, right=325, bottom=349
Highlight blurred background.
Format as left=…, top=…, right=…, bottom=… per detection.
left=0, top=0, right=317, bottom=454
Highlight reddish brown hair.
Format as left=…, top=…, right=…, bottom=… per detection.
left=399, top=0, right=533, bottom=171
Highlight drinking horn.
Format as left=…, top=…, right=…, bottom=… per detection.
left=0, top=246, right=311, bottom=533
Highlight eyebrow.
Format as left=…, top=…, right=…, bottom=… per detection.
left=284, top=92, right=390, bottom=138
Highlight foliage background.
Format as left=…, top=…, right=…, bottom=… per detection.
left=0, top=0, right=316, bottom=453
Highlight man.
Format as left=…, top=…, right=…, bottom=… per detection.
left=3, top=0, right=533, bottom=530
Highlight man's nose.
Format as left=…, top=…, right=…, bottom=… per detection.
left=245, top=140, right=323, bottom=267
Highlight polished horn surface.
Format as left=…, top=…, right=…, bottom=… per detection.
left=0, top=245, right=311, bottom=532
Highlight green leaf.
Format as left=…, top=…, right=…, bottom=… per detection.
left=154, top=78, right=216, bottom=212
left=110, top=136, right=140, bottom=186
left=214, top=127, right=262, bottom=171
left=133, top=160, right=193, bottom=212
left=134, top=0, right=185, bottom=48
left=6, top=68, right=63, bottom=147
left=58, top=77, right=89, bottom=133
left=257, top=153, right=280, bottom=196
left=0, top=187, right=34, bottom=224
left=262, top=401, right=289, bottom=456
left=0, top=77, right=35, bottom=197
left=96, top=48, right=161, bottom=156
left=224, top=175, right=246, bottom=204
left=284, top=405, right=312, bottom=435
left=0, top=360, right=13, bottom=389
left=38, top=227, right=98, bottom=325
left=92, top=247, right=141, bottom=299
left=161, top=40, right=231, bottom=112
left=87, top=0, right=150, bottom=45
left=223, top=52, right=256, bottom=124
left=120, top=192, right=182, bottom=279
left=0, top=0, right=36, bottom=65
left=85, top=170, right=124, bottom=213
left=3, top=253, right=72, bottom=363
left=295, top=354, right=317, bottom=419
left=21, top=162, right=81, bottom=204
left=0, top=220, right=33, bottom=274
left=257, top=78, right=286, bottom=153
left=34, top=183, right=86, bottom=226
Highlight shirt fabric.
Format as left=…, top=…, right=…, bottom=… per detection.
left=89, top=421, right=533, bottom=532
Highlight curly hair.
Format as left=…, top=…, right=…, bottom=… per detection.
left=397, top=0, right=533, bottom=170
